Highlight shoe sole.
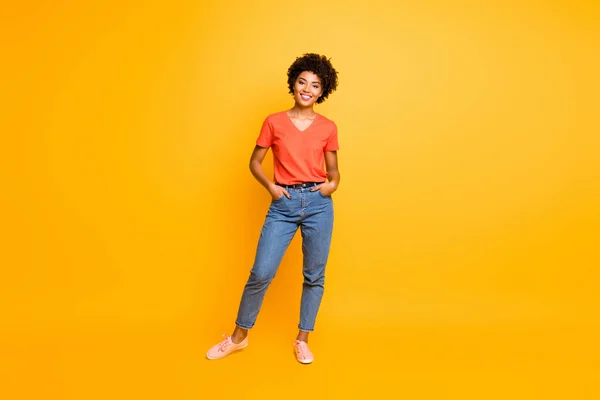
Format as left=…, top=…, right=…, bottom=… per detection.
left=295, top=350, right=314, bottom=364
left=206, top=342, right=248, bottom=360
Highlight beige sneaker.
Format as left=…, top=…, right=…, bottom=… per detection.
left=206, top=334, right=248, bottom=360
left=294, top=340, right=314, bottom=364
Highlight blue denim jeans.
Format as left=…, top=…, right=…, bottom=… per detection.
left=235, top=187, right=334, bottom=332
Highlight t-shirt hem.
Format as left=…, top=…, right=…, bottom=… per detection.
left=256, top=140, right=271, bottom=148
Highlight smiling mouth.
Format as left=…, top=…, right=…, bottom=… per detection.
left=300, top=94, right=312, bottom=101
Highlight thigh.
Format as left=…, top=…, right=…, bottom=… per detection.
left=300, top=192, right=334, bottom=265
left=252, top=204, right=299, bottom=277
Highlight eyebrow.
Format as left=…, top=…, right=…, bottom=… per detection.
left=298, top=77, right=321, bottom=84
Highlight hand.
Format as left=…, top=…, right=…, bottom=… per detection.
left=268, top=183, right=290, bottom=200
left=311, top=182, right=336, bottom=197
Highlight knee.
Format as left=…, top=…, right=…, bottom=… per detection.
left=248, top=268, right=274, bottom=287
left=303, top=270, right=325, bottom=286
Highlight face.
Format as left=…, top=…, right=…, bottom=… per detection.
left=293, top=71, right=323, bottom=106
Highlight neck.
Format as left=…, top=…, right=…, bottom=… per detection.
left=289, top=104, right=316, bottom=118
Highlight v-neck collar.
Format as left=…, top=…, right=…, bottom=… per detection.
left=285, top=111, right=319, bottom=133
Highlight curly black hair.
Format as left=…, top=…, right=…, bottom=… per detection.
left=287, top=53, right=338, bottom=104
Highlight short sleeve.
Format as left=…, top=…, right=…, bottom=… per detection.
left=256, top=116, right=273, bottom=148
left=324, top=123, right=339, bottom=151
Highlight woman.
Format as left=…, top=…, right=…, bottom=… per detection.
left=207, top=53, right=340, bottom=364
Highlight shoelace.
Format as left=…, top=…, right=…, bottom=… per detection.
left=218, top=334, right=232, bottom=352
left=294, top=340, right=307, bottom=358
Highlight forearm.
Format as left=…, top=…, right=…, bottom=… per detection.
left=249, top=159, right=276, bottom=190
left=326, top=169, right=340, bottom=190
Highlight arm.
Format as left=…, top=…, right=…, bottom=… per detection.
left=249, top=145, right=290, bottom=199
left=312, top=150, right=340, bottom=196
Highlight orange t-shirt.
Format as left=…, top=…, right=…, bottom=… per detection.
left=256, top=111, right=339, bottom=185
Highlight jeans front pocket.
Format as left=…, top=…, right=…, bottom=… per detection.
left=317, top=190, right=331, bottom=198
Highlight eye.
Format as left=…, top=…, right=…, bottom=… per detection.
left=313, top=85, right=319, bottom=89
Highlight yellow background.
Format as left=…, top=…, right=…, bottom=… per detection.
left=1, top=0, right=599, bottom=399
